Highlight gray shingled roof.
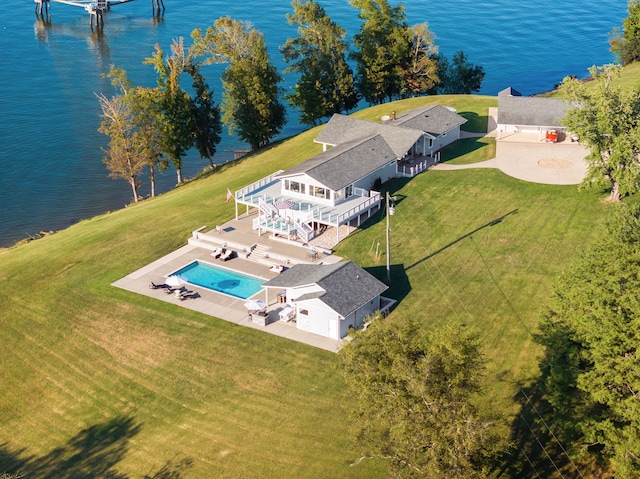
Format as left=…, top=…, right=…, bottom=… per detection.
left=262, top=261, right=388, bottom=318
left=497, top=96, right=568, bottom=127
left=389, top=104, right=467, bottom=136
left=498, top=86, right=522, bottom=97
left=275, top=134, right=396, bottom=191
left=314, top=113, right=422, bottom=158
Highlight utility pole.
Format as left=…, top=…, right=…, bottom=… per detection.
left=386, top=191, right=394, bottom=283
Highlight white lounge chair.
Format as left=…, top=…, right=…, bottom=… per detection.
left=219, top=249, right=234, bottom=261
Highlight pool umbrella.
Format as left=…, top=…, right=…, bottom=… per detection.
left=275, top=199, right=294, bottom=210
left=244, top=299, right=266, bottom=311
left=166, top=275, right=188, bottom=287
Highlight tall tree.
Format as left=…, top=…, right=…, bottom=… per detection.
left=537, top=204, right=640, bottom=479
left=399, top=22, right=439, bottom=97
left=337, top=314, right=504, bottom=478
left=97, top=93, right=147, bottom=202
left=435, top=50, right=485, bottom=94
left=610, top=0, right=640, bottom=65
left=185, top=60, right=222, bottom=168
left=350, top=0, right=412, bottom=104
left=192, top=17, right=286, bottom=150
left=145, top=38, right=194, bottom=184
left=98, top=67, right=163, bottom=201
left=281, top=0, right=358, bottom=126
left=560, top=64, right=640, bottom=202
left=125, top=85, right=166, bottom=198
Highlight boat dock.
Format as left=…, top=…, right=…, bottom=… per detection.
left=35, top=0, right=147, bottom=27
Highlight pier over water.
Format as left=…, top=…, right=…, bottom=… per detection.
left=35, top=0, right=151, bottom=27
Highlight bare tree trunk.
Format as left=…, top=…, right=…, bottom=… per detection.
left=206, top=146, right=214, bottom=169
left=129, top=178, right=139, bottom=203
left=608, top=181, right=621, bottom=202
left=148, top=162, right=156, bottom=197
left=176, top=168, right=183, bottom=184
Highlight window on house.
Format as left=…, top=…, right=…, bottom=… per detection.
left=285, top=180, right=305, bottom=194
left=309, top=185, right=330, bottom=200
left=428, top=138, right=433, bottom=148
left=299, top=309, right=309, bottom=315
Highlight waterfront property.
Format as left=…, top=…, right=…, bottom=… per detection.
left=232, top=105, right=468, bottom=245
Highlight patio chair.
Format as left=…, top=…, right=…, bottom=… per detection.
left=177, top=290, right=198, bottom=301
left=219, top=249, right=234, bottom=261
left=211, top=247, right=223, bottom=259
left=149, top=281, right=169, bottom=290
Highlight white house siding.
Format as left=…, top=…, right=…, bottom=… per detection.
left=353, top=162, right=396, bottom=192
left=339, top=297, right=381, bottom=338
left=433, top=126, right=462, bottom=152
left=295, top=298, right=340, bottom=339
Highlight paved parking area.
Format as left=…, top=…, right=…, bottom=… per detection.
left=434, top=132, right=588, bottom=185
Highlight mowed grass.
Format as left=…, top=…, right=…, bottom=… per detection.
left=0, top=94, right=609, bottom=478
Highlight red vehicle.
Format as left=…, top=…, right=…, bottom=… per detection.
left=545, top=129, right=558, bottom=143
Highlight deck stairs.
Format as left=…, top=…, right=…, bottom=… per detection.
left=258, top=198, right=278, bottom=218
left=294, top=219, right=313, bottom=243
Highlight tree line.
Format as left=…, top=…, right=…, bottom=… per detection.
left=98, top=0, right=484, bottom=202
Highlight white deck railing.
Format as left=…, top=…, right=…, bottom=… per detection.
left=236, top=171, right=284, bottom=203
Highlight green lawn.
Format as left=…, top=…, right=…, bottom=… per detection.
left=0, top=94, right=610, bottom=478
left=542, top=61, right=640, bottom=97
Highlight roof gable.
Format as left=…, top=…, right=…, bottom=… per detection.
left=263, top=261, right=388, bottom=317
left=276, top=135, right=396, bottom=191
left=498, top=86, right=522, bottom=97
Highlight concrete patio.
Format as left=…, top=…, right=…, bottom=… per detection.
left=112, top=213, right=347, bottom=353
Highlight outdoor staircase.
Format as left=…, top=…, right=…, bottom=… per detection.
left=258, top=198, right=278, bottom=218
left=295, top=220, right=314, bottom=243
left=245, top=243, right=270, bottom=263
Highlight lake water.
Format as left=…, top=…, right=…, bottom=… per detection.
left=0, top=0, right=627, bottom=246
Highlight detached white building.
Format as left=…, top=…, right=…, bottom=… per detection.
left=496, top=87, right=569, bottom=141
left=262, top=261, right=389, bottom=340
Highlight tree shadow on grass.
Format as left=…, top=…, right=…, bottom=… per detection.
left=0, top=416, right=194, bottom=479
left=493, top=384, right=608, bottom=479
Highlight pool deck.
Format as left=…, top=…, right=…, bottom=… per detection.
left=112, top=214, right=345, bottom=353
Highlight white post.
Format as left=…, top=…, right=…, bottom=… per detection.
left=386, top=191, right=391, bottom=283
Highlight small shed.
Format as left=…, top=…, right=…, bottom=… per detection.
left=262, top=261, right=388, bottom=340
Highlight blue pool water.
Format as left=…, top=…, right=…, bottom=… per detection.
left=170, top=261, right=264, bottom=300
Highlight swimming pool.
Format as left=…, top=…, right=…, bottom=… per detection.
left=170, top=261, right=264, bottom=300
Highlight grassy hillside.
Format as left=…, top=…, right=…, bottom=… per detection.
left=0, top=95, right=610, bottom=478
left=542, top=61, right=640, bottom=97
